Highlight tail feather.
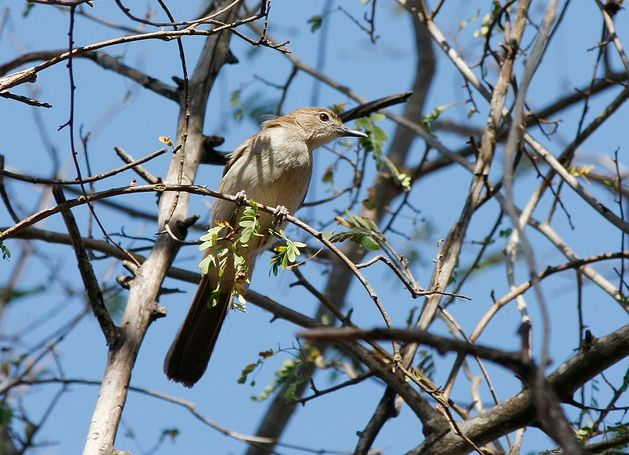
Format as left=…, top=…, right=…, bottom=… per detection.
left=164, top=276, right=231, bottom=388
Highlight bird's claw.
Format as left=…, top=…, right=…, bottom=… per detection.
left=234, top=190, right=247, bottom=205
left=273, top=205, right=289, bottom=225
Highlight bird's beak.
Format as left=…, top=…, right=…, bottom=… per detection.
left=338, top=125, right=368, bottom=138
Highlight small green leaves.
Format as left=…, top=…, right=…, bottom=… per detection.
left=208, top=281, right=223, bottom=308
left=0, top=241, right=10, bottom=260
left=0, top=403, right=13, bottom=426
left=355, top=113, right=388, bottom=169
left=568, top=164, right=595, bottom=181
left=197, top=214, right=252, bottom=309
left=250, top=345, right=322, bottom=402
left=473, top=1, right=502, bottom=38
left=230, top=89, right=244, bottom=121
left=198, top=255, right=215, bottom=276
left=199, top=224, right=227, bottom=251
left=270, top=230, right=307, bottom=276
left=230, top=89, right=241, bottom=107
left=355, top=114, right=411, bottom=192
left=23, top=3, right=35, bottom=17
left=331, top=212, right=382, bottom=251
left=198, top=224, right=231, bottom=275
left=239, top=202, right=263, bottom=245
left=329, top=103, right=346, bottom=115
left=238, top=362, right=258, bottom=384
left=231, top=251, right=250, bottom=312
left=237, top=349, right=276, bottom=387
left=421, top=102, right=459, bottom=134
left=382, top=156, right=412, bottom=192
left=398, top=172, right=412, bottom=192
left=360, top=236, right=380, bottom=251
left=421, top=105, right=446, bottom=134
left=498, top=228, right=513, bottom=238
left=307, top=15, right=323, bottom=32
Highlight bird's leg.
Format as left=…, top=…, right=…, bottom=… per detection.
left=272, top=205, right=290, bottom=226
left=234, top=190, right=247, bottom=206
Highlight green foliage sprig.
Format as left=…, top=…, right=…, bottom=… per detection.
left=269, top=229, right=306, bottom=276
left=243, top=345, right=322, bottom=402
left=355, top=113, right=411, bottom=192
left=197, top=202, right=265, bottom=310
left=329, top=211, right=383, bottom=251
left=0, top=240, right=10, bottom=260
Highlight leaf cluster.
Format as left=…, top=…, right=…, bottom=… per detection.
left=330, top=211, right=383, bottom=251
left=197, top=203, right=266, bottom=309
left=249, top=345, right=322, bottom=402
left=269, top=229, right=306, bottom=276
left=355, top=114, right=411, bottom=191
left=0, top=240, right=10, bottom=260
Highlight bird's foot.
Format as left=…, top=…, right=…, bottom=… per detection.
left=234, top=190, right=247, bottom=205
left=273, top=205, right=290, bottom=226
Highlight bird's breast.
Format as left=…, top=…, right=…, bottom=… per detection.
left=212, top=133, right=313, bottom=226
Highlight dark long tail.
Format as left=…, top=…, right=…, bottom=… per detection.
left=163, top=276, right=231, bottom=388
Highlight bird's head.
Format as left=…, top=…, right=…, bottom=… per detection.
left=263, top=107, right=367, bottom=150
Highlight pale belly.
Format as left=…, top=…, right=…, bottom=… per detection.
left=211, top=157, right=312, bottom=259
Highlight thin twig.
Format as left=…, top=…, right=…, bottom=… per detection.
left=1, top=146, right=172, bottom=185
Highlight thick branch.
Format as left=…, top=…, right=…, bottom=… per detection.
left=299, top=327, right=532, bottom=377
left=81, top=2, right=241, bottom=453
left=407, top=324, right=629, bottom=455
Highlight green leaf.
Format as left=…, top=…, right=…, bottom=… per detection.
left=199, top=225, right=225, bottom=250
left=230, top=89, right=241, bottom=107
left=473, top=1, right=502, bottom=38
left=198, top=255, right=215, bottom=275
left=421, top=103, right=455, bottom=134
left=355, top=114, right=388, bottom=170
left=270, top=230, right=306, bottom=275
left=0, top=241, right=10, bottom=260
left=238, top=363, right=258, bottom=384
left=238, top=202, right=263, bottom=245
left=284, top=382, right=298, bottom=401
left=353, top=115, right=412, bottom=191
left=209, top=282, right=222, bottom=307
left=330, top=212, right=384, bottom=251
left=360, top=235, right=380, bottom=251
left=307, top=15, right=323, bottom=32
left=252, top=357, right=302, bottom=402
left=23, top=3, right=35, bottom=17
left=499, top=228, right=513, bottom=238
left=0, top=403, right=13, bottom=426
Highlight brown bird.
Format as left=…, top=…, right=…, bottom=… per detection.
left=164, top=107, right=366, bottom=387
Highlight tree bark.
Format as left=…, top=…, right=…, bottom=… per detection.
left=81, top=2, right=241, bottom=454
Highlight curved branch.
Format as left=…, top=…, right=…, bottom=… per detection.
left=0, top=12, right=263, bottom=92
left=407, top=324, right=629, bottom=455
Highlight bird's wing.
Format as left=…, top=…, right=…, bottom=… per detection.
left=222, top=138, right=251, bottom=177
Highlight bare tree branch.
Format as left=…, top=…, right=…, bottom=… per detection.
left=52, top=187, right=120, bottom=346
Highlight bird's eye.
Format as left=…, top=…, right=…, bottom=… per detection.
left=319, top=112, right=329, bottom=122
